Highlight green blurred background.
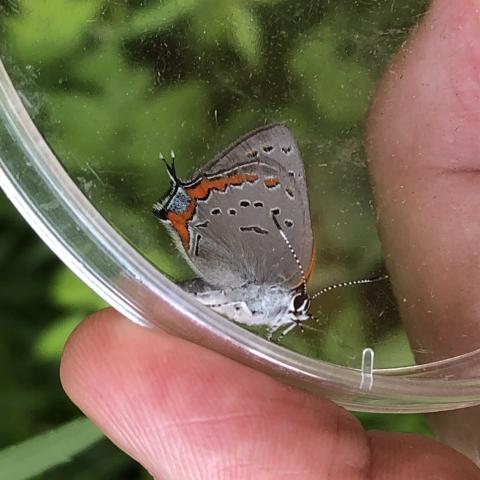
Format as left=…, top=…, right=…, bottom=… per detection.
left=0, top=0, right=432, bottom=478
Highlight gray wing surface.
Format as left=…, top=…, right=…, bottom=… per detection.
left=185, top=124, right=314, bottom=289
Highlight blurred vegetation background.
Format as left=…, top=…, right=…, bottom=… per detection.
left=0, top=0, right=431, bottom=478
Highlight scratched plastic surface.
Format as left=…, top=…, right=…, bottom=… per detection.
left=2, top=0, right=480, bottom=412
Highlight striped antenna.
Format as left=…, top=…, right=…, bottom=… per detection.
left=271, top=213, right=308, bottom=295
left=310, top=274, right=389, bottom=300
left=159, top=150, right=178, bottom=184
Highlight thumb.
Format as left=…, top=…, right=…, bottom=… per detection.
left=367, top=0, right=480, bottom=464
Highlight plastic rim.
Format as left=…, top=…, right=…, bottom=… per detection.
left=1, top=59, right=480, bottom=413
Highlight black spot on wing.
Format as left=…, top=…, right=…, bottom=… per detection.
left=239, top=226, right=269, bottom=235
left=195, top=220, right=210, bottom=228
left=193, top=234, right=202, bottom=256
left=270, top=207, right=281, bottom=216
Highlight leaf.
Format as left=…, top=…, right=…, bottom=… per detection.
left=355, top=412, right=432, bottom=436
left=35, top=314, right=82, bottom=361
left=127, top=0, right=199, bottom=38
left=6, top=0, right=101, bottom=64
left=320, top=302, right=367, bottom=367
left=291, top=20, right=373, bottom=124
left=0, top=418, right=104, bottom=480
left=51, top=268, right=106, bottom=310
left=372, top=328, right=415, bottom=369
left=229, top=5, right=261, bottom=65
left=247, top=0, right=283, bottom=4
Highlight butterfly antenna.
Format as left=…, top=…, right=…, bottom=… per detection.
left=159, top=150, right=178, bottom=184
left=271, top=213, right=308, bottom=295
left=310, top=274, right=389, bottom=301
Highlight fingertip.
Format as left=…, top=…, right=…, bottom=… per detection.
left=60, top=308, right=126, bottom=397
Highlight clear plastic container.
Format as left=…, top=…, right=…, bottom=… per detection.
left=1, top=1, right=480, bottom=413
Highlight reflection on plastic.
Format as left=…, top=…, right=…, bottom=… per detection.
left=360, top=347, right=374, bottom=391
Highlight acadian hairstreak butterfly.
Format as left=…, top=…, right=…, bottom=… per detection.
left=153, top=124, right=386, bottom=338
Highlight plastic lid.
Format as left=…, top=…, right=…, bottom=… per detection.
left=2, top=58, right=480, bottom=413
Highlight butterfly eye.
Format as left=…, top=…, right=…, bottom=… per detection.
left=290, top=292, right=310, bottom=314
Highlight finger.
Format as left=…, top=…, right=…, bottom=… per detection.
left=366, top=0, right=480, bottom=463
left=369, top=431, right=479, bottom=479
left=367, top=0, right=480, bottom=362
left=60, top=309, right=480, bottom=479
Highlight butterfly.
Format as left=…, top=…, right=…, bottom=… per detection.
left=153, top=124, right=386, bottom=338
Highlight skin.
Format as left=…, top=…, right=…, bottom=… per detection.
left=366, top=0, right=480, bottom=460
left=60, top=0, right=480, bottom=478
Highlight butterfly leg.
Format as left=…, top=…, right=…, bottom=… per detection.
left=265, top=318, right=297, bottom=341
left=280, top=322, right=298, bottom=337
left=270, top=318, right=305, bottom=342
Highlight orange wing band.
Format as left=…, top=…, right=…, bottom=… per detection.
left=264, top=177, right=280, bottom=188
left=167, top=173, right=258, bottom=249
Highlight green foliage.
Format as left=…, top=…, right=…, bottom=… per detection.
left=291, top=17, right=373, bottom=124
left=320, top=302, right=368, bottom=367
left=373, top=328, right=415, bottom=369
left=51, top=268, right=106, bottom=311
left=126, top=0, right=277, bottom=64
left=35, top=314, right=80, bottom=361
left=36, top=268, right=107, bottom=361
left=0, top=0, right=431, bottom=478
left=229, top=4, right=262, bottom=65
left=355, top=411, right=432, bottom=436
left=5, top=0, right=101, bottom=64
left=127, top=0, right=200, bottom=37
left=0, top=418, right=103, bottom=480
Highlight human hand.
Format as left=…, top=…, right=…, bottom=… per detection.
left=61, top=0, right=480, bottom=478
left=367, top=0, right=480, bottom=461
left=60, top=309, right=478, bottom=479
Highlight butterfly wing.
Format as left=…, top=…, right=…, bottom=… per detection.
left=157, top=124, right=314, bottom=289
